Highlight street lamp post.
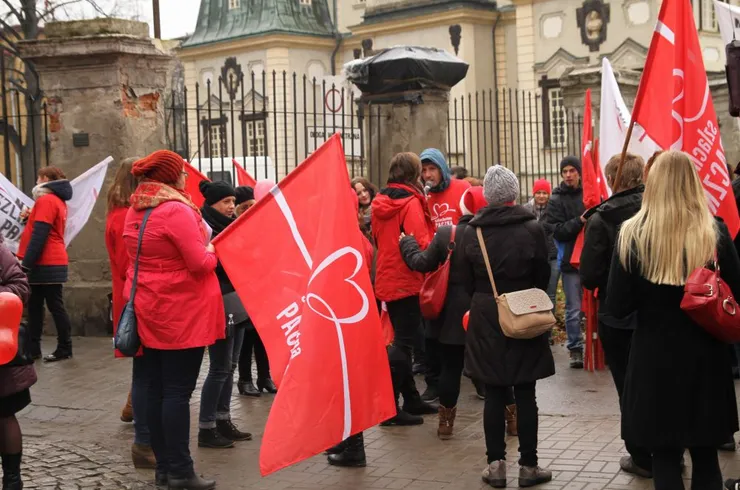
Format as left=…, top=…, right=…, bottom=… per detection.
left=153, top=0, right=161, bottom=39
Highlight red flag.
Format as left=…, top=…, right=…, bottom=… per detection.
left=184, top=161, right=208, bottom=208
left=233, top=159, right=257, bottom=187
left=213, top=134, right=395, bottom=476
left=631, top=0, right=739, bottom=237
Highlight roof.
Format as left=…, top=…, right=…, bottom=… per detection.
left=182, top=0, right=335, bottom=49
left=362, top=0, right=498, bottom=24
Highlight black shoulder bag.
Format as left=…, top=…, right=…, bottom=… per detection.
left=114, top=208, right=153, bottom=357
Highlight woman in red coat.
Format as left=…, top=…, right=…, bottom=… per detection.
left=125, top=150, right=223, bottom=490
left=105, top=157, right=155, bottom=470
left=371, top=152, right=436, bottom=425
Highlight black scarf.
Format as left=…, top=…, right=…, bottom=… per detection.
left=201, top=205, right=234, bottom=238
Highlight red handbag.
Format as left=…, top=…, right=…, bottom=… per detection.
left=419, top=227, right=456, bottom=320
left=680, top=252, right=740, bottom=343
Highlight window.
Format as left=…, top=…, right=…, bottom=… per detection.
left=229, top=0, right=240, bottom=9
left=299, top=0, right=312, bottom=5
left=246, top=121, right=266, bottom=156
left=207, top=123, right=227, bottom=158
left=699, top=0, right=725, bottom=31
left=548, top=88, right=567, bottom=148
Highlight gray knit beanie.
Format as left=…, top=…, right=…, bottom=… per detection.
left=483, top=165, right=519, bottom=206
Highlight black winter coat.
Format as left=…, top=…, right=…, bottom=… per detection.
left=544, top=182, right=584, bottom=273
left=606, top=220, right=740, bottom=449
left=460, top=205, right=555, bottom=387
left=733, top=178, right=740, bottom=253
left=579, top=185, right=643, bottom=328
left=522, top=200, right=557, bottom=261
left=399, top=215, right=472, bottom=346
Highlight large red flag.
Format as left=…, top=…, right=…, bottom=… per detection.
left=213, top=134, right=395, bottom=476
left=233, top=159, right=257, bottom=187
left=631, top=0, right=739, bottom=237
left=184, top=161, right=208, bottom=208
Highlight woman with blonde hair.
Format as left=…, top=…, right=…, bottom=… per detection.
left=607, top=150, right=740, bottom=489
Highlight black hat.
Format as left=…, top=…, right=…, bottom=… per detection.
left=199, top=180, right=236, bottom=206
left=234, top=186, right=255, bottom=206
left=560, top=156, right=582, bottom=175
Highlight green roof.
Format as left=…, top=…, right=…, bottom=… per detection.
left=363, top=0, right=497, bottom=24
left=182, top=0, right=335, bottom=48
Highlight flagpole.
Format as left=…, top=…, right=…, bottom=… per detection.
left=613, top=117, right=636, bottom=194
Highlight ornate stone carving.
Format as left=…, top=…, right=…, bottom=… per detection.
left=221, top=57, right=243, bottom=100
left=577, top=0, right=610, bottom=52
left=449, top=25, right=461, bottom=55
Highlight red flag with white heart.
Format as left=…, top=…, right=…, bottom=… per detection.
left=213, top=134, right=395, bottom=476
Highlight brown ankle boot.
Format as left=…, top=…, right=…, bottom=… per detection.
left=121, top=391, right=133, bottom=423
left=131, top=443, right=156, bottom=469
left=505, top=404, right=518, bottom=436
left=437, top=405, right=457, bottom=440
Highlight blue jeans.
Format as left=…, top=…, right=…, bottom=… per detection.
left=562, top=272, right=583, bottom=352
left=198, top=327, right=245, bottom=429
left=144, top=346, right=205, bottom=479
left=132, top=356, right=150, bottom=445
left=547, top=259, right=560, bottom=308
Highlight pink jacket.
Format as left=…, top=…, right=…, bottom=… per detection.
left=123, top=201, right=224, bottom=350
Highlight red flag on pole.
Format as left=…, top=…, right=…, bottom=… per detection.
left=631, top=0, right=739, bottom=238
left=184, top=161, right=208, bottom=208
left=233, top=159, right=257, bottom=187
left=213, top=134, right=395, bottom=476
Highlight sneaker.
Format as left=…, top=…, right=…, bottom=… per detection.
left=216, top=420, right=252, bottom=441
left=198, top=428, right=235, bottom=448
left=519, top=465, right=552, bottom=487
left=569, top=350, right=584, bottom=369
left=380, top=410, right=424, bottom=426
left=481, top=460, right=506, bottom=488
left=167, top=474, right=216, bottom=490
left=43, top=350, right=72, bottom=363
left=619, top=456, right=652, bottom=478
left=421, top=386, right=439, bottom=403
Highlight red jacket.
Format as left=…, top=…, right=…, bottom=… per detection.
left=17, top=189, right=69, bottom=266
left=371, top=184, right=434, bottom=302
left=123, top=201, right=224, bottom=350
left=427, top=178, right=471, bottom=229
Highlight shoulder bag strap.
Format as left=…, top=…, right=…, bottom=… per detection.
left=476, top=227, right=499, bottom=299
left=129, top=208, right=154, bottom=303
left=447, top=226, right=456, bottom=253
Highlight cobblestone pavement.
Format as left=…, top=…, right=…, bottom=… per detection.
left=13, top=337, right=740, bottom=489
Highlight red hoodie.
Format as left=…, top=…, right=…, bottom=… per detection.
left=371, top=184, right=434, bottom=302
left=427, top=178, right=471, bottom=229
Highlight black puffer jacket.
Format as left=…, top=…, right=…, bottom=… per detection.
left=544, top=182, right=584, bottom=273
left=399, top=214, right=473, bottom=346
left=522, top=199, right=557, bottom=260
left=460, top=205, right=555, bottom=387
left=580, top=185, right=643, bottom=328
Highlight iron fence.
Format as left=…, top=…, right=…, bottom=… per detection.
left=167, top=71, right=585, bottom=200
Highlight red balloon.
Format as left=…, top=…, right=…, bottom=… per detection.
left=462, top=310, right=470, bottom=331
left=0, top=292, right=22, bottom=365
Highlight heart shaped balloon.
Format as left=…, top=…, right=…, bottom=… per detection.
left=462, top=310, right=470, bottom=332
left=0, top=292, right=23, bottom=365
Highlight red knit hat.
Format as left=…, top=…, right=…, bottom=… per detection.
left=460, top=186, right=488, bottom=216
left=131, top=150, right=184, bottom=184
left=532, top=178, right=552, bottom=195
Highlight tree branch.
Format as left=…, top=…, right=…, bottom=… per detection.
left=0, top=30, right=18, bottom=53
left=36, top=0, right=88, bottom=20
left=1, top=0, right=24, bottom=25
left=81, top=0, right=110, bottom=17
left=0, top=16, right=21, bottom=39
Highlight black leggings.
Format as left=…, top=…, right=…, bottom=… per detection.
left=653, top=447, right=722, bottom=490
left=239, top=326, right=270, bottom=381
left=438, top=343, right=465, bottom=408
left=484, top=383, right=538, bottom=466
left=386, top=296, right=423, bottom=404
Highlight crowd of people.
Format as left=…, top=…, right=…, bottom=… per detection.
left=2, top=145, right=740, bottom=490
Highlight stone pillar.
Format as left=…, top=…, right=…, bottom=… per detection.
left=18, top=19, right=174, bottom=335
left=362, top=91, right=450, bottom=188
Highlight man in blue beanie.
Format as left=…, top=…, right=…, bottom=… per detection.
left=420, top=149, right=471, bottom=230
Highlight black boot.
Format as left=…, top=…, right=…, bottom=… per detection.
left=1, top=453, right=22, bottom=490
left=155, top=471, right=168, bottom=488
left=216, top=420, right=252, bottom=441
left=197, top=428, right=234, bottom=448
left=167, top=474, right=216, bottom=490
left=403, top=392, right=438, bottom=416
left=43, top=349, right=72, bottom=363
left=327, top=433, right=366, bottom=467
left=380, top=409, right=423, bottom=426
left=325, top=439, right=348, bottom=455
left=257, top=377, right=278, bottom=394
left=237, top=378, right=260, bottom=397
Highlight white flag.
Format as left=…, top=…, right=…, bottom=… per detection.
left=598, top=58, right=661, bottom=194
left=0, top=157, right=112, bottom=253
left=64, top=157, right=112, bottom=245
left=714, top=0, right=740, bottom=47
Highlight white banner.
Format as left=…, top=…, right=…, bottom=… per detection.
left=0, top=157, right=112, bottom=253
left=599, top=58, right=661, bottom=194
left=714, top=0, right=740, bottom=47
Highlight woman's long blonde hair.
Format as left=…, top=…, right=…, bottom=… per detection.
left=617, top=150, right=717, bottom=285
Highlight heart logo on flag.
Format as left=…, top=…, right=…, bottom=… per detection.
left=306, top=247, right=369, bottom=325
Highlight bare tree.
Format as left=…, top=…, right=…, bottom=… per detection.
left=0, top=0, right=143, bottom=191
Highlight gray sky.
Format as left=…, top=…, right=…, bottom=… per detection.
left=141, top=0, right=202, bottom=40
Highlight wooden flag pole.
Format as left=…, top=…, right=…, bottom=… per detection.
left=612, top=118, right=636, bottom=195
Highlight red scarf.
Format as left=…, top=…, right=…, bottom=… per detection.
left=130, top=180, right=201, bottom=216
